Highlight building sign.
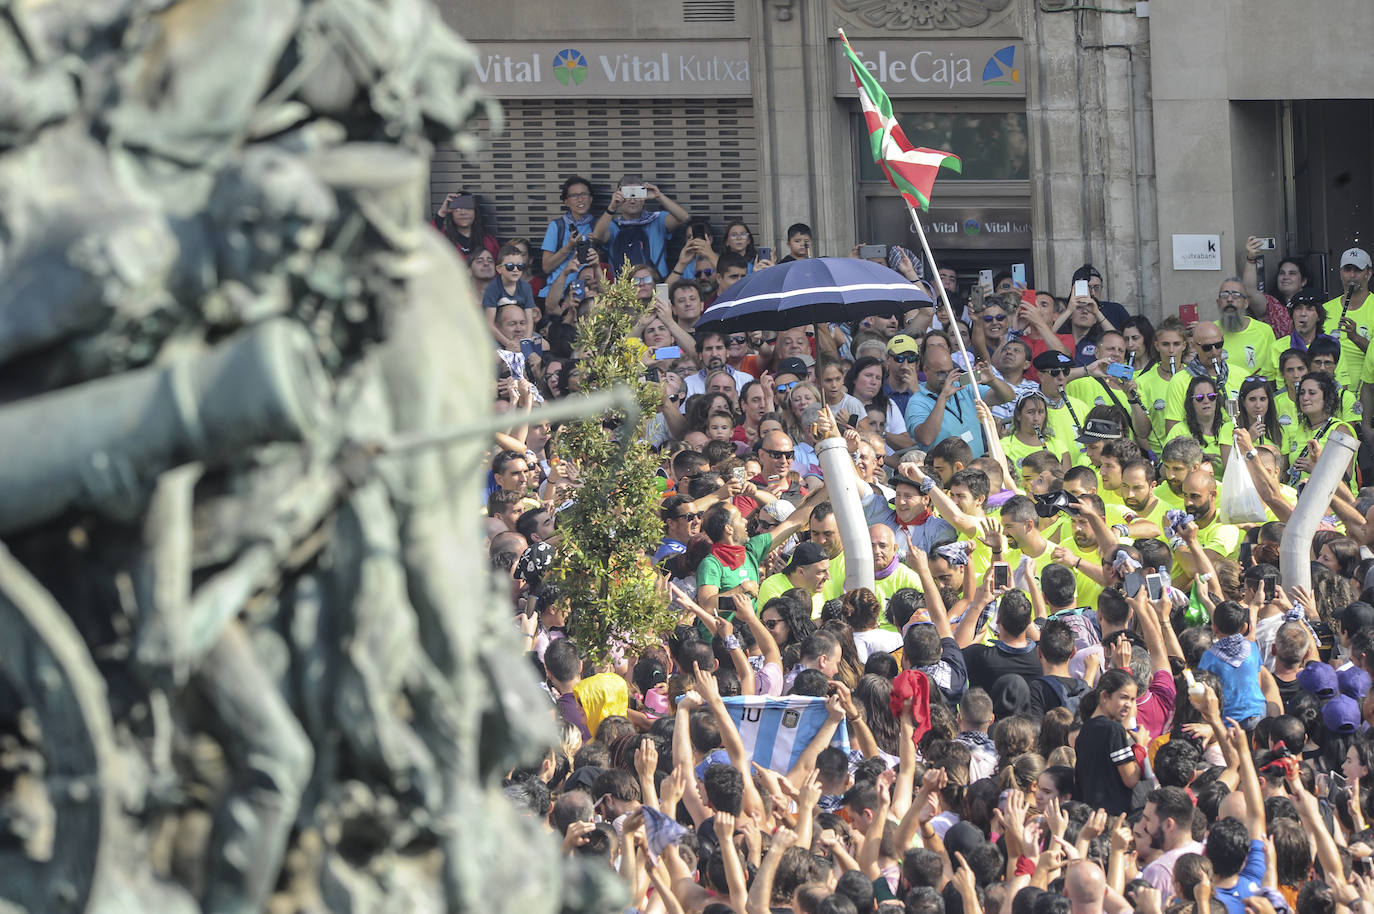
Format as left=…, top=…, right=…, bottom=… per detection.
left=870, top=197, right=1032, bottom=250
left=469, top=40, right=752, bottom=98
left=833, top=39, right=1026, bottom=98
left=1172, top=234, right=1223, bottom=270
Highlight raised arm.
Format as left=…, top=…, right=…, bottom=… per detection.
left=1240, top=237, right=1271, bottom=320
left=897, top=460, right=981, bottom=536
left=908, top=545, right=954, bottom=641
left=1129, top=587, right=1171, bottom=674
left=672, top=692, right=713, bottom=825
left=745, top=827, right=796, bottom=914
left=694, top=664, right=764, bottom=819
left=784, top=692, right=844, bottom=788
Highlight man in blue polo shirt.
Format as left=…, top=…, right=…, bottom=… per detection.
left=904, top=345, right=1013, bottom=458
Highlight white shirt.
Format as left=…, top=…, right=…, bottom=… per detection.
left=684, top=365, right=755, bottom=399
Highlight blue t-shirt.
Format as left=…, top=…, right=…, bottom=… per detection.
left=540, top=213, right=597, bottom=295
left=904, top=384, right=991, bottom=456
left=1212, top=840, right=1266, bottom=914
left=1198, top=644, right=1267, bottom=722
left=604, top=211, right=671, bottom=277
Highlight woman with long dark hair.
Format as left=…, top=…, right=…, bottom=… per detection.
left=1074, top=668, right=1145, bottom=815
left=1236, top=376, right=1282, bottom=452
left=845, top=356, right=900, bottom=436
left=1164, top=375, right=1233, bottom=467
left=1292, top=371, right=1355, bottom=488
left=1121, top=315, right=1158, bottom=373
left=432, top=191, right=499, bottom=262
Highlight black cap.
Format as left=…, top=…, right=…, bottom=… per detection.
left=1032, top=350, right=1075, bottom=372
left=785, top=541, right=829, bottom=571
left=776, top=357, right=809, bottom=378
left=1076, top=418, right=1123, bottom=443
left=1289, top=288, right=1325, bottom=309
left=1072, top=264, right=1102, bottom=283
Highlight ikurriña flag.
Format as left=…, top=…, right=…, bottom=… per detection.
left=839, top=29, right=962, bottom=211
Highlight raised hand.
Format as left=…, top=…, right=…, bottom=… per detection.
left=1079, top=808, right=1108, bottom=843
left=950, top=852, right=979, bottom=900
left=635, top=740, right=659, bottom=781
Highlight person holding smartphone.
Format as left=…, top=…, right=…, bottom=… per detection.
left=540, top=175, right=599, bottom=297
left=590, top=175, right=690, bottom=278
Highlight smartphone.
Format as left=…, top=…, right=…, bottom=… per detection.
left=960, top=370, right=979, bottom=389
left=1021, top=287, right=1038, bottom=305
left=1262, top=573, right=1279, bottom=602
left=622, top=185, right=647, bottom=199
left=846, top=412, right=859, bottom=429
left=1145, top=572, right=1164, bottom=601
left=645, top=366, right=661, bottom=382
left=757, top=246, right=772, bottom=262
left=1073, top=279, right=1090, bottom=298
left=858, top=244, right=888, bottom=260
left=654, top=282, right=669, bottom=303
left=1179, top=303, right=1200, bottom=325
left=519, top=338, right=540, bottom=359
left=979, top=269, right=994, bottom=293
left=732, top=466, right=749, bottom=482
left=575, top=239, right=594, bottom=264
left=1011, top=263, right=1026, bottom=287
left=653, top=346, right=683, bottom=359
left=1124, top=571, right=1144, bottom=598
left=689, top=217, right=710, bottom=240
left=1105, top=362, right=1135, bottom=381
left=993, top=562, right=1010, bottom=589
left=1257, top=237, right=1277, bottom=250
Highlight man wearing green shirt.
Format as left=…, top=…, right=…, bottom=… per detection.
left=756, top=541, right=831, bottom=616
left=696, top=487, right=826, bottom=616
left=1177, top=468, right=1242, bottom=582
left=1218, top=276, right=1278, bottom=385
left=1326, top=247, right=1374, bottom=392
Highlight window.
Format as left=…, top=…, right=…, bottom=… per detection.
left=857, top=111, right=1029, bottom=183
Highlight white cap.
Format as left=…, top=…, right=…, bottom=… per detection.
left=761, top=500, right=796, bottom=523
left=1341, top=248, right=1371, bottom=270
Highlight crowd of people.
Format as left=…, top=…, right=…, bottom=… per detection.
left=455, top=176, right=1374, bottom=914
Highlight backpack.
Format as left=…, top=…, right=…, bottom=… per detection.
left=609, top=221, right=651, bottom=276
left=1050, top=606, right=1101, bottom=654
left=1038, top=675, right=1087, bottom=715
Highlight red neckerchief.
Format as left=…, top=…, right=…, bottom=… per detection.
left=710, top=543, right=746, bottom=570
left=897, top=509, right=931, bottom=532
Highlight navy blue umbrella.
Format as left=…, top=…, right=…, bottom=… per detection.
left=692, top=257, right=933, bottom=333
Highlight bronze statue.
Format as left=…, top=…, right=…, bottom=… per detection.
left=0, top=1, right=600, bottom=912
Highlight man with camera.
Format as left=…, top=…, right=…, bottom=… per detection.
left=591, top=175, right=691, bottom=278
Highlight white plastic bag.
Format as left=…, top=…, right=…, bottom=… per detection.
left=1219, top=446, right=1266, bottom=524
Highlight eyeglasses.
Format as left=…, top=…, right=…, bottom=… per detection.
left=762, top=618, right=786, bottom=628
left=502, top=261, right=527, bottom=272
left=673, top=512, right=702, bottom=521
left=776, top=381, right=798, bottom=393
left=1192, top=392, right=1219, bottom=402
left=763, top=448, right=795, bottom=459
left=632, top=276, right=655, bottom=286
left=890, top=352, right=918, bottom=363
left=1198, top=341, right=1224, bottom=352
left=728, top=335, right=749, bottom=345
left=698, top=268, right=715, bottom=277
left=1218, top=290, right=1246, bottom=300
left=984, top=313, right=1007, bottom=322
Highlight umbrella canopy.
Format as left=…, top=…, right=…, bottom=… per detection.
left=693, top=257, right=933, bottom=333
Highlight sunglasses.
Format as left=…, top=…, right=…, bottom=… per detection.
left=673, top=512, right=702, bottom=521
left=776, top=381, right=798, bottom=393
left=804, top=329, right=816, bottom=338
left=632, top=276, right=655, bottom=285
left=1046, top=368, right=1070, bottom=378
left=763, top=448, right=795, bottom=459
left=984, top=313, right=1008, bottom=322
left=762, top=618, right=786, bottom=628
left=668, top=393, right=682, bottom=403
left=890, top=352, right=918, bottom=363
left=1192, top=392, right=1219, bottom=402
left=698, top=268, right=716, bottom=277
left=502, top=261, right=527, bottom=271
left=728, top=335, right=749, bottom=345
left=1198, top=341, right=1224, bottom=352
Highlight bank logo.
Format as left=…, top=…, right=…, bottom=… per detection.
left=964, top=219, right=981, bottom=236
left=552, top=48, right=588, bottom=86
left=982, top=46, right=1020, bottom=86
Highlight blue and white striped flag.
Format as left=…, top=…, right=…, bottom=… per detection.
left=721, top=696, right=850, bottom=774
left=641, top=805, right=689, bottom=862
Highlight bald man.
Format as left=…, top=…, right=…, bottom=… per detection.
left=820, top=523, right=921, bottom=616
left=1065, top=860, right=1107, bottom=914
left=1164, top=320, right=1236, bottom=432
left=1173, top=467, right=1242, bottom=586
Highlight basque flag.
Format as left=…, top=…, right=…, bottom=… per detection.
left=722, top=696, right=851, bottom=774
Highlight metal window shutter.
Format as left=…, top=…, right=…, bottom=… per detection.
left=431, top=98, right=759, bottom=256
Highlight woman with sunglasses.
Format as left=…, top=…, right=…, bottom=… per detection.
left=432, top=190, right=499, bottom=262
left=970, top=293, right=1014, bottom=364
left=1133, top=316, right=1187, bottom=453
left=1165, top=375, right=1234, bottom=468
left=1291, top=371, right=1356, bottom=489
left=1236, top=376, right=1281, bottom=452
left=1001, top=391, right=1061, bottom=469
